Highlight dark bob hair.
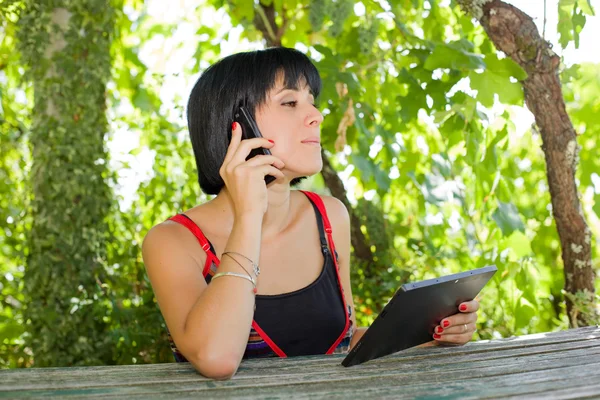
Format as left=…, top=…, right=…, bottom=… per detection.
left=187, top=47, right=322, bottom=195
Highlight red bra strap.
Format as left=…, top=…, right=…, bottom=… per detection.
left=168, top=214, right=220, bottom=276
left=299, top=191, right=351, bottom=354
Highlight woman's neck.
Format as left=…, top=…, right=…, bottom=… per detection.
left=214, top=183, right=293, bottom=241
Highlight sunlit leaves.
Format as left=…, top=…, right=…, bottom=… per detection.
left=328, top=0, right=353, bottom=38
left=492, top=201, right=526, bottom=236
left=469, top=55, right=526, bottom=107
left=424, top=40, right=485, bottom=71
left=557, top=0, right=594, bottom=49
left=507, top=231, right=533, bottom=258
left=2, top=0, right=598, bottom=367
left=308, top=0, right=331, bottom=32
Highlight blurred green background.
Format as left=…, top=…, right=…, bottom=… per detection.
left=1, top=0, right=599, bottom=368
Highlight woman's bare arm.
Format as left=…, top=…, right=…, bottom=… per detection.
left=142, top=214, right=262, bottom=380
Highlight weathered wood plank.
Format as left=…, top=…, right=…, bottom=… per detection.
left=3, top=335, right=599, bottom=390
left=3, top=357, right=600, bottom=400
left=2, top=326, right=598, bottom=382
left=3, top=326, right=598, bottom=381
left=3, top=327, right=599, bottom=386
left=2, top=345, right=599, bottom=398
left=0, top=326, right=598, bottom=399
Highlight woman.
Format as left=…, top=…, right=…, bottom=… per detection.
left=142, top=47, right=480, bottom=380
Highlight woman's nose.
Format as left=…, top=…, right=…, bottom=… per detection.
left=305, top=106, right=324, bottom=127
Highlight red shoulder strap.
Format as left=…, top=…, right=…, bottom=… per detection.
left=168, top=214, right=220, bottom=276
left=299, top=191, right=338, bottom=268
left=169, top=215, right=286, bottom=358
left=299, top=191, right=351, bottom=354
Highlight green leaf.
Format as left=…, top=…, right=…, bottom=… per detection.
left=593, top=194, right=600, bottom=218
left=507, top=231, right=533, bottom=258
left=469, top=69, right=524, bottom=107
left=515, top=296, right=536, bottom=329
left=373, top=166, right=391, bottom=192
left=312, top=44, right=334, bottom=59
left=132, top=88, right=153, bottom=111
left=352, top=154, right=374, bottom=183
left=579, top=0, right=595, bottom=16
left=238, top=1, right=255, bottom=21
left=0, top=321, right=25, bottom=341
left=558, top=0, right=587, bottom=49
left=424, top=42, right=485, bottom=71
left=572, top=10, right=586, bottom=48
left=515, top=264, right=539, bottom=307
left=492, top=201, right=525, bottom=236
left=484, top=55, right=528, bottom=81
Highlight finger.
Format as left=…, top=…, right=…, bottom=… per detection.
left=255, top=165, right=285, bottom=180
left=459, top=299, right=480, bottom=313
left=440, top=312, right=478, bottom=328
left=435, top=322, right=476, bottom=335
left=223, top=122, right=243, bottom=166
left=244, top=154, right=285, bottom=169
left=232, top=138, right=275, bottom=163
left=433, top=332, right=473, bottom=345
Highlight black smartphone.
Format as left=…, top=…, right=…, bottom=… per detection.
left=234, top=106, right=277, bottom=185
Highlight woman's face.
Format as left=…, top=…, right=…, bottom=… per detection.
left=255, top=77, right=324, bottom=180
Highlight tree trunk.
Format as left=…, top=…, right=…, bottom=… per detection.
left=18, top=0, right=115, bottom=366
left=457, top=0, right=597, bottom=327
left=320, top=149, right=374, bottom=267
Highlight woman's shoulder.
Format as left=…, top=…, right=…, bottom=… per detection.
left=294, top=191, right=350, bottom=233
left=142, top=204, right=214, bottom=267
left=301, top=191, right=349, bottom=223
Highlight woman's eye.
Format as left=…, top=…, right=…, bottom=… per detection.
left=282, top=101, right=297, bottom=107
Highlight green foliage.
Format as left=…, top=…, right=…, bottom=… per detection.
left=1, top=0, right=599, bottom=368
left=15, top=0, right=116, bottom=367
left=308, top=0, right=331, bottom=32
left=357, top=16, right=379, bottom=55
left=328, top=0, right=353, bottom=38
left=0, top=1, right=32, bottom=368
left=558, top=0, right=595, bottom=49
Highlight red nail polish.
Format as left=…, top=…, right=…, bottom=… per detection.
left=460, top=304, right=467, bottom=311
left=268, top=139, right=274, bottom=143
left=232, top=122, right=238, bottom=130
left=437, top=327, right=444, bottom=333
left=433, top=334, right=441, bottom=339
left=443, top=320, right=450, bottom=328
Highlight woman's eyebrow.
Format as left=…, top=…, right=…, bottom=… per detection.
left=274, top=86, right=314, bottom=96
left=274, top=87, right=297, bottom=95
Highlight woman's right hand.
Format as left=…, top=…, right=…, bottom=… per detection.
left=219, top=122, right=285, bottom=219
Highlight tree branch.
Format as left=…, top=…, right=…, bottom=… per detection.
left=458, top=0, right=597, bottom=327
left=255, top=3, right=278, bottom=46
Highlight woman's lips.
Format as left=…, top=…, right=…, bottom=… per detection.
left=301, top=137, right=321, bottom=146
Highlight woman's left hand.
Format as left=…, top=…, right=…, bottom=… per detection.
left=433, top=299, right=479, bottom=345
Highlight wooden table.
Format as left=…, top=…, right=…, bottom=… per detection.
left=2, top=326, right=600, bottom=399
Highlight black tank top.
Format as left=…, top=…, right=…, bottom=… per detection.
left=251, top=196, right=347, bottom=356
left=166, top=191, right=353, bottom=360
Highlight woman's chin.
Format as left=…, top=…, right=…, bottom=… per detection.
left=293, top=166, right=322, bottom=179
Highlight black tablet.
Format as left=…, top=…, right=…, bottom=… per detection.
left=341, top=265, right=497, bottom=367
